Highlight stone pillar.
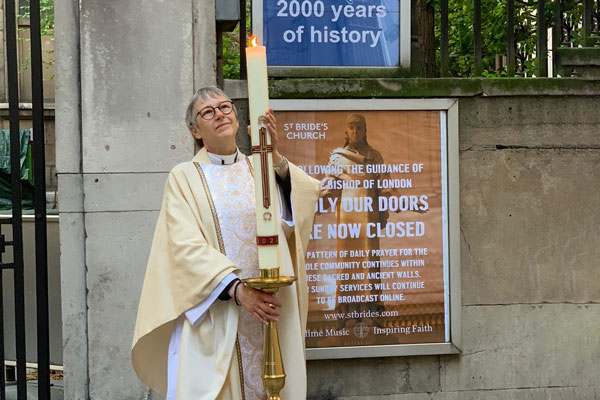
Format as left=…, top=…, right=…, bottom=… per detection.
left=55, top=0, right=87, bottom=398
left=194, top=0, right=217, bottom=88
left=56, top=0, right=216, bottom=397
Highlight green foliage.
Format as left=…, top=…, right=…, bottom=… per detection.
left=434, top=0, right=591, bottom=77
left=20, top=0, right=55, bottom=37
left=18, top=0, right=55, bottom=78
left=560, top=0, right=585, bottom=45
left=223, top=1, right=251, bottom=80
left=223, top=30, right=241, bottom=79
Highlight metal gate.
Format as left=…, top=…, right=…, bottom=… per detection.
left=0, top=0, right=50, bottom=398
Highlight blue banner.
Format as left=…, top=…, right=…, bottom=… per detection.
left=264, top=0, right=400, bottom=67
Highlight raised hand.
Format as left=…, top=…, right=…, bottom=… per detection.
left=247, top=109, right=288, bottom=176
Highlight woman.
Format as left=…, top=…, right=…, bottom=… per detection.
left=131, top=87, right=320, bottom=399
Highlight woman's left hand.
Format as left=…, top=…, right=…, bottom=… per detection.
left=264, top=109, right=279, bottom=152
left=248, top=109, right=284, bottom=165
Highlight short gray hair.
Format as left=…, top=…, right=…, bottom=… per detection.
left=185, top=86, right=237, bottom=129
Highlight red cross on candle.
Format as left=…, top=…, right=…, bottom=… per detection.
left=251, top=126, right=273, bottom=209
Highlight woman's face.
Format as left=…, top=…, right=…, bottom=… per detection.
left=345, top=116, right=367, bottom=146
left=191, top=95, right=239, bottom=152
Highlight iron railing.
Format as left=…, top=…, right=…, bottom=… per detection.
left=439, top=0, right=599, bottom=77
left=1, top=0, right=50, bottom=398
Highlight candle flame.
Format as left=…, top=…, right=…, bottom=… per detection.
left=249, top=35, right=258, bottom=47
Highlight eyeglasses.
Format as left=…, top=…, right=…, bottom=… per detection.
left=196, top=101, right=234, bottom=120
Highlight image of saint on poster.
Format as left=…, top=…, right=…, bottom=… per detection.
left=319, top=112, right=427, bottom=324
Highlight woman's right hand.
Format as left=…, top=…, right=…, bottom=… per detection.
left=231, top=282, right=282, bottom=325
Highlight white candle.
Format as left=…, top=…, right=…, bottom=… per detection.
left=246, top=36, right=280, bottom=270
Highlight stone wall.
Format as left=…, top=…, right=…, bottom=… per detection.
left=56, top=1, right=600, bottom=399
left=300, top=94, right=600, bottom=400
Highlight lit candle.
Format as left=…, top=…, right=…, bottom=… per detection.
left=246, top=36, right=280, bottom=270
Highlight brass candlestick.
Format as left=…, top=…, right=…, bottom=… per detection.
left=244, top=267, right=296, bottom=400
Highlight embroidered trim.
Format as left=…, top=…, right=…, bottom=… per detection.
left=244, top=156, right=254, bottom=175
left=194, top=162, right=226, bottom=254
left=235, top=335, right=245, bottom=398
left=193, top=162, right=246, bottom=400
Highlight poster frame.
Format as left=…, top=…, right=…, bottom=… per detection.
left=252, top=0, right=412, bottom=75
left=270, top=98, right=462, bottom=359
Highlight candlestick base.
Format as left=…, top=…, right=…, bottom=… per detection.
left=243, top=268, right=295, bottom=400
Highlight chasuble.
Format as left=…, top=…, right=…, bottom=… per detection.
left=131, top=148, right=320, bottom=400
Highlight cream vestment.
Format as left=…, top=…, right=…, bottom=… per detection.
left=132, top=148, right=320, bottom=399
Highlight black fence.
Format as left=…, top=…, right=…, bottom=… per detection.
left=442, top=0, right=600, bottom=77
left=217, top=0, right=599, bottom=80
left=0, top=0, right=50, bottom=398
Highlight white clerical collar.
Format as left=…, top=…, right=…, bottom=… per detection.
left=207, top=149, right=240, bottom=165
